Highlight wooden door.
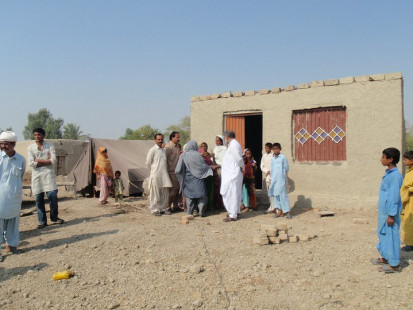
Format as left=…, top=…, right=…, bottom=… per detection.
left=225, top=116, right=245, bottom=150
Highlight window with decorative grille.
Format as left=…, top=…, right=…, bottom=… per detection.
left=293, top=107, right=346, bottom=162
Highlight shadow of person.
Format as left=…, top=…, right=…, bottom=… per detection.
left=291, top=195, right=312, bottom=216
left=20, top=229, right=119, bottom=253
left=20, top=213, right=119, bottom=242
left=0, top=262, right=48, bottom=282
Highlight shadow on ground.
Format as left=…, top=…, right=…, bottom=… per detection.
left=0, top=262, right=49, bottom=283
left=20, top=229, right=119, bottom=253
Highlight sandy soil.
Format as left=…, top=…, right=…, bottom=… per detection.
left=1, top=190, right=413, bottom=310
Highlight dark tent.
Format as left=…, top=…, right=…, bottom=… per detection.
left=67, top=138, right=154, bottom=196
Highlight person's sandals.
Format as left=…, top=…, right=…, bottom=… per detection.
left=5, top=245, right=17, bottom=254
left=51, top=218, right=64, bottom=224
left=223, top=217, right=237, bottom=222
left=153, top=211, right=162, bottom=216
left=370, top=258, right=387, bottom=265
left=285, top=213, right=292, bottom=219
left=37, top=223, right=47, bottom=229
left=379, top=264, right=401, bottom=273
left=401, top=245, right=413, bottom=252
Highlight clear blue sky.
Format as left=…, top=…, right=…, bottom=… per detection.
left=1, top=1, right=412, bottom=140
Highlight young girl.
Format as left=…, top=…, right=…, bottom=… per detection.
left=401, top=151, right=413, bottom=251
left=243, top=148, right=257, bottom=211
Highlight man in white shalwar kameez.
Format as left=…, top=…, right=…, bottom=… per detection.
left=0, top=131, right=26, bottom=260
left=220, top=131, right=244, bottom=222
left=146, top=134, right=172, bottom=216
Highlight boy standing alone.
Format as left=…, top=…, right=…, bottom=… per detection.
left=372, top=148, right=403, bottom=273
left=113, top=170, right=124, bottom=203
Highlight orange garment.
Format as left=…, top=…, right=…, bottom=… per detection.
left=93, top=147, right=114, bottom=178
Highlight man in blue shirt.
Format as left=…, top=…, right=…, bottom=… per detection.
left=0, top=131, right=26, bottom=261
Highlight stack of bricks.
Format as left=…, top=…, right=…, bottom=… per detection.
left=253, top=223, right=316, bottom=246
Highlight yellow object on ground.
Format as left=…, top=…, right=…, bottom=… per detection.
left=52, top=270, right=73, bottom=280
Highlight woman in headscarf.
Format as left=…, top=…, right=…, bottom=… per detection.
left=176, top=140, right=213, bottom=217
left=93, top=147, right=114, bottom=205
left=211, top=135, right=227, bottom=210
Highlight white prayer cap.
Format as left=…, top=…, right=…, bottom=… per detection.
left=0, top=131, right=17, bottom=142
left=216, top=135, right=224, bottom=141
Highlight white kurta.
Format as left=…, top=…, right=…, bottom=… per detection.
left=146, top=144, right=172, bottom=213
left=27, top=141, right=57, bottom=195
left=220, top=139, right=244, bottom=219
left=260, top=152, right=274, bottom=211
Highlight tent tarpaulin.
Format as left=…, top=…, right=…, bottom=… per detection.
left=67, top=138, right=154, bottom=196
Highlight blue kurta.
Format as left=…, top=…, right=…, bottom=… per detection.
left=377, top=167, right=403, bottom=266
left=269, top=154, right=290, bottom=213
left=0, top=151, right=26, bottom=219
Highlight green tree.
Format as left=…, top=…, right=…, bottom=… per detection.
left=63, top=123, right=90, bottom=140
left=406, top=122, right=413, bottom=151
left=164, top=116, right=190, bottom=145
left=120, top=124, right=161, bottom=140
left=23, top=108, right=64, bottom=140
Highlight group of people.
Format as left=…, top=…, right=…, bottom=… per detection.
left=0, top=128, right=65, bottom=261
left=145, top=130, right=292, bottom=222
left=2, top=126, right=412, bottom=273
left=372, top=148, right=413, bottom=273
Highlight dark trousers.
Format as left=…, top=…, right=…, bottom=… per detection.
left=35, top=190, right=59, bottom=224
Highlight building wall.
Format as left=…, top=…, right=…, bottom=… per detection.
left=190, top=73, right=404, bottom=210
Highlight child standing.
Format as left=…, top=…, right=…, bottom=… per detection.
left=260, top=142, right=274, bottom=213
left=401, top=151, right=413, bottom=251
left=243, top=149, right=257, bottom=211
left=372, top=148, right=403, bottom=273
left=113, top=171, right=124, bottom=203
left=269, top=143, right=291, bottom=219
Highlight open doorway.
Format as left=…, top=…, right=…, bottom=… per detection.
left=225, top=113, right=263, bottom=189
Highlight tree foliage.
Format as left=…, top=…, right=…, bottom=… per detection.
left=164, top=116, right=190, bottom=145
left=406, top=122, right=413, bottom=152
left=63, top=123, right=90, bottom=140
left=120, top=124, right=161, bottom=140
left=23, top=108, right=64, bottom=139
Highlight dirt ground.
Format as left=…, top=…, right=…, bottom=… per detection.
left=1, top=189, right=413, bottom=310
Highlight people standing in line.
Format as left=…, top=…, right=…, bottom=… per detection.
left=269, top=143, right=292, bottom=219
left=211, top=135, right=227, bottom=210
left=401, top=151, right=413, bottom=252
left=243, top=148, right=257, bottom=211
left=146, top=133, right=172, bottom=216
left=260, top=142, right=274, bottom=213
left=220, top=131, right=244, bottom=222
left=113, top=170, right=124, bottom=203
left=165, top=131, right=181, bottom=212
left=0, top=131, right=26, bottom=260
left=28, top=128, right=64, bottom=229
left=175, top=140, right=212, bottom=217
left=199, top=142, right=214, bottom=211
left=93, top=147, right=114, bottom=205
left=371, top=148, right=403, bottom=273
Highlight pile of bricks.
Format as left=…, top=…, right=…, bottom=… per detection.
left=253, top=223, right=316, bottom=246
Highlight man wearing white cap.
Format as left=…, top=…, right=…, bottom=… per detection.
left=0, top=131, right=26, bottom=260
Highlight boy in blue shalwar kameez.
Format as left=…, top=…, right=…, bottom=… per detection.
left=269, top=143, right=291, bottom=219
left=372, top=148, right=403, bottom=273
